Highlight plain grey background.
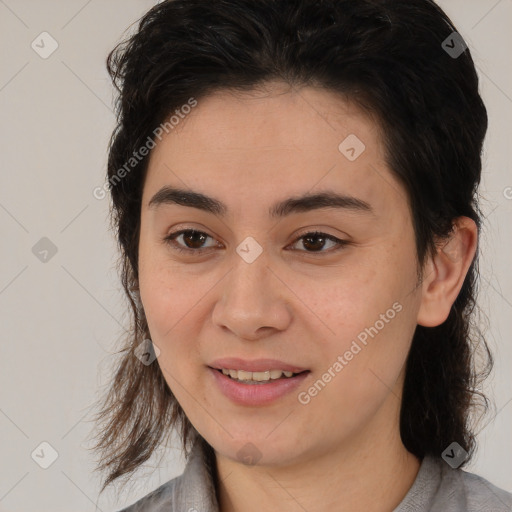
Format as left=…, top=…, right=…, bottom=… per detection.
left=0, top=1, right=511, bottom=510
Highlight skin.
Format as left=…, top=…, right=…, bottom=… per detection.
left=138, top=81, right=477, bottom=512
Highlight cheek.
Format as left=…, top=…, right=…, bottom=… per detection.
left=137, top=248, right=226, bottom=400
left=297, top=250, right=418, bottom=411
left=139, top=237, right=194, bottom=333
left=300, top=251, right=410, bottom=338
left=138, top=247, right=193, bottom=360
left=298, top=310, right=415, bottom=440
left=139, top=265, right=206, bottom=409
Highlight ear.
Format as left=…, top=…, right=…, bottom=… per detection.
left=416, top=216, right=478, bottom=327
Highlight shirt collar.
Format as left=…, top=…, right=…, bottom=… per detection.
left=175, top=442, right=448, bottom=512
left=172, top=436, right=220, bottom=512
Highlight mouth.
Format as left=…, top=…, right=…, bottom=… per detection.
left=213, top=368, right=309, bottom=384
left=207, top=359, right=311, bottom=405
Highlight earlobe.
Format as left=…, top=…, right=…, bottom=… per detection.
left=416, top=217, right=478, bottom=327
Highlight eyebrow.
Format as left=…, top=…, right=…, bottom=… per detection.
left=148, top=186, right=374, bottom=218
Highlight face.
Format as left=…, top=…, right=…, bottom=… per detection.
left=138, top=82, right=425, bottom=467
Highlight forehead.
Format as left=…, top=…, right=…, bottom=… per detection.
left=142, top=83, right=408, bottom=220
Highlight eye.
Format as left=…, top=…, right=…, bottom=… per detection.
left=287, top=231, right=349, bottom=254
left=163, top=229, right=220, bottom=254
left=162, top=229, right=349, bottom=255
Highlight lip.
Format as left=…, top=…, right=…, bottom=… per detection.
left=208, top=366, right=310, bottom=406
left=208, top=357, right=308, bottom=373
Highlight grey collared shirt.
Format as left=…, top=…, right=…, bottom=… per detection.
left=119, top=440, right=512, bottom=511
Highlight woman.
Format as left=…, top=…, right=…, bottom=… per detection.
left=92, top=0, right=512, bottom=510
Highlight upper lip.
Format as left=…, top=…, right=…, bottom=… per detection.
left=209, top=357, right=309, bottom=373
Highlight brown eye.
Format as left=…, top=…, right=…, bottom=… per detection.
left=290, top=231, right=348, bottom=253
left=180, top=230, right=208, bottom=249
left=164, top=229, right=218, bottom=253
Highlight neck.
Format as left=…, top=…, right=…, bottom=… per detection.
left=213, top=395, right=421, bottom=512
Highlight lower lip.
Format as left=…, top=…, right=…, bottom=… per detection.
left=208, top=367, right=310, bottom=406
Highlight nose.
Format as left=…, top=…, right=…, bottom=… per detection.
left=211, top=252, right=292, bottom=341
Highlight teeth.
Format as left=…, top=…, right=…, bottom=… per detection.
left=238, top=370, right=252, bottom=380
left=270, top=369, right=282, bottom=379
left=252, top=371, right=270, bottom=381
left=219, top=368, right=300, bottom=382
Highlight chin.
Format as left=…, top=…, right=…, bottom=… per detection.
left=203, top=429, right=307, bottom=468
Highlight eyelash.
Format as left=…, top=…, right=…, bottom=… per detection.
left=163, top=229, right=349, bottom=256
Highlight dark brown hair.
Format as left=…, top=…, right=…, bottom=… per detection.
left=91, top=0, right=492, bottom=493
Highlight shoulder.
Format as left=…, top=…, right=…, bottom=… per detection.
left=427, top=456, right=512, bottom=512
left=116, top=438, right=218, bottom=512
left=456, top=466, right=512, bottom=512
left=395, top=455, right=512, bottom=512
left=117, top=475, right=181, bottom=512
